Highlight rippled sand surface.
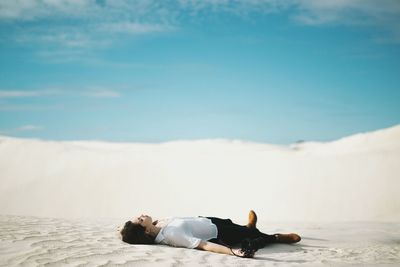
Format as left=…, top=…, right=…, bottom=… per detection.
left=1, top=215, right=399, bottom=266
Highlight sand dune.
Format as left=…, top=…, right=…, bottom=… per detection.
left=0, top=125, right=399, bottom=221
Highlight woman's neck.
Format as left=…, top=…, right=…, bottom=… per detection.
left=148, top=224, right=161, bottom=238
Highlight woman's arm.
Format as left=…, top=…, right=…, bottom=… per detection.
left=196, top=241, right=249, bottom=257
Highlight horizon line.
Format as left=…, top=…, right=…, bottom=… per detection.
left=0, top=124, right=398, bottom=146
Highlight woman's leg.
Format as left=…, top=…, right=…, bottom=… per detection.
left=206, top=217, right=276, bottom=246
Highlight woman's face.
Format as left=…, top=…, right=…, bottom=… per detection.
left=132, top=214, right=153, bottom=229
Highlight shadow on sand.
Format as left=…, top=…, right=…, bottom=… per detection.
left=252, top=240, right=327, bottom=263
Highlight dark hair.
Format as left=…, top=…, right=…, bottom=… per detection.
left=120, top=221, right=155, bottom=244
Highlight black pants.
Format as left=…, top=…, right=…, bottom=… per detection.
left=205, top=217, right=277, bottom=247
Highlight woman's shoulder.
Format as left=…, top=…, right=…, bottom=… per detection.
left=156, top=217, right=174, bottom=228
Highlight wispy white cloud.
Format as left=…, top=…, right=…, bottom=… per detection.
left=180, top=0, right=400, bottom=42
left=38, top=31, right=99, bottom=48
left=181, top=0, right=400, bottom=30
left=0, top=0, right=100, bottom=21
left=15, top=21, right=171, bottom=50
left=2, top=1, right=176, bottom=57
left=2, top=0, right=400, bottom=54
left=16, top=124, right=43, bottom=131
left=292, top=0, right=400, bottom=25
left=0, top=90, right=41, bottom=98
left=0, top=89, right=57, bottom=98
left=3, top=0, right=400, bottom=29
left=14, top=24, right=150, bottom=51
left=0, top=124, right=44, bottom=135
left=292, top=0, right=400, bottom=42
left=0, top=87, right=121, bottom=112
left=98, top=22, right=174, bottom=34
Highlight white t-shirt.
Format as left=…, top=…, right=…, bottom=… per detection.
left=154, top=217, right=218, bottom=249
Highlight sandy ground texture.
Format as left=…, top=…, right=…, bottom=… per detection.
left=1, top=215, right=399, bottom=267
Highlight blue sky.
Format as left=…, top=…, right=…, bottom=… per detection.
left=0, top=0, right=399, bottom=144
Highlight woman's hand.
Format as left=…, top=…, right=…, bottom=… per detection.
left=230, top=248, right=255, bottom=258
left=196, top=241, right=255, bottom=258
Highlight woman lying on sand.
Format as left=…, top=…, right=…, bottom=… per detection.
left=120, top=210, right=301, bottom=258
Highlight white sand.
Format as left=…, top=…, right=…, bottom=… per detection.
left=1, top=215, right=399, bottom=266
left=0, top=125, right=399, bottom=266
